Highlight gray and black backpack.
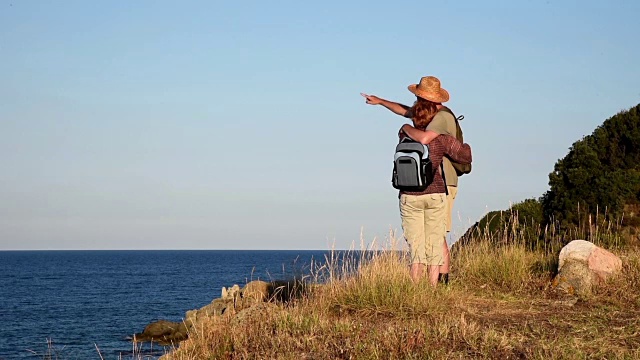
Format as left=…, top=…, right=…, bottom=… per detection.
left=392, top=137, right=435, bottom=191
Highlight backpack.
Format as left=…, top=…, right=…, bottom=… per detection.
left=439, top=107, right=472, bottom=176
left=392, top=137, right=435, bottom=191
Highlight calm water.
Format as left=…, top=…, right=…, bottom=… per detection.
left=0, top=250, right=329, bottom=359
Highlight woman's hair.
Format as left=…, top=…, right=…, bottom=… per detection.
left=412, top=97, right=439, bottom=130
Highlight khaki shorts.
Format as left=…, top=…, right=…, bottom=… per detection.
left=399, top=193, right=447, bottom=265
left=446, top=186, right=458, bottom=233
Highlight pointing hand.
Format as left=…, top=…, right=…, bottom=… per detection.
left=360, top=93, right=383, bottom=105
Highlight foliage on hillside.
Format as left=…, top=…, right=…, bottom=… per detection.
left=457, top=198, right=545, bottom=248
left=541, top=103, right=640, bottom=230
left=467, top=104, right=640, bottom=247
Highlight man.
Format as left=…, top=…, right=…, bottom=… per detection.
left=361, top=76, right=460, bottom=283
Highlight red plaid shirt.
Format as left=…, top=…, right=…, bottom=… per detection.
left=400, top=135, right=472, bottom=196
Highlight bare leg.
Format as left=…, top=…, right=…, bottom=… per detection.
left=439, top=239, right=450, bottom=274
left=427, top=265, right=440, bottom=286
left=442, top=185, right=457, bottom=277
left=409, top=263, right=425, bottom=283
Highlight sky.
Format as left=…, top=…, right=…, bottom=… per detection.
left=1, top=0, right=639, bottom=250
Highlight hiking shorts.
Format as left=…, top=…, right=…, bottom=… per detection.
left=399, top=193, right=447, bottom=266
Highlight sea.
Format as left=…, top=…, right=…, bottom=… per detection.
left=0, top=250, right=333, bottom=360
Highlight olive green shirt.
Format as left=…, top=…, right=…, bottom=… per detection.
left=426, top=110, right=458, bottom=187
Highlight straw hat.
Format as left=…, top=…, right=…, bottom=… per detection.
left=408, top=76, right=449, bottom=103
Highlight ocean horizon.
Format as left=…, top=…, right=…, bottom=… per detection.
left=0, top=250, right=335, bottom=359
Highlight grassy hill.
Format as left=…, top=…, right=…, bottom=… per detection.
left=159, top=233, right=640, bottom=359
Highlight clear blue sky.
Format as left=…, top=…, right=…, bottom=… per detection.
left=1, top=0, right=639, bottom=250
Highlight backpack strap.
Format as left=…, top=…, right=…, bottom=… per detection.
left=439, top=106, right=464, bottom=122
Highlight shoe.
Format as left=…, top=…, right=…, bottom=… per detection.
left=438, top=273, right=449, bottom=285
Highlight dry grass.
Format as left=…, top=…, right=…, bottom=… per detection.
left=163, top=224, right=640, bottom=360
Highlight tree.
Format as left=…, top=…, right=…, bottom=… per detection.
left=541, top=104, right=640, bottom=231
left=458, top=104, right=640, bottom=248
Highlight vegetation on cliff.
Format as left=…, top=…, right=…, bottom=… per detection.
left=542, top=104, right=640, bottom=230
left=465, top=104, right=640, bottom=248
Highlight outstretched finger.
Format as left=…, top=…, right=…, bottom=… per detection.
left=360, top=93, right=369, bottom=98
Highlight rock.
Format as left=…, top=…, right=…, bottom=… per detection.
left=133, top=320, right=188, bottom=345
left=134, top=279, right=311, bottom=350
left=201, top=297, right=233, bottom=316
left=221, top=284, right=240, bottom=300
left=242, top=280, right=270, bottom=302
left=185, top=297, right=233, bottom=327
left=554, top=240, right=622, bottom=295
left=230, top=302, right=280, bottom=326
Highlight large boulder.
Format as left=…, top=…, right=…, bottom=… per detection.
left=554, top=240, right=622, bottom=295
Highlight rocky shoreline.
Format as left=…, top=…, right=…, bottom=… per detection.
left=133, top=279, right=308, bottom=348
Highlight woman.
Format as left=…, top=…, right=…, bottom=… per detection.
left=398, top=97, right=472, bottom=285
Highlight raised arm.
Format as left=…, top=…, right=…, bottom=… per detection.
left=361, top=93, right=412, bottom=118
left=400, top=124, right=440, bottom=144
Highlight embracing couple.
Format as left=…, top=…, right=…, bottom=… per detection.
left=362, top=76, right=472, bottom=286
